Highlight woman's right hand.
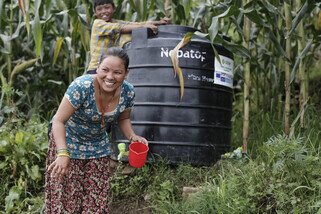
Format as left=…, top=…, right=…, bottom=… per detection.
left=47, top=156, right=70, bottom=180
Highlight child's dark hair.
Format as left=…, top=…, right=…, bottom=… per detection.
left=94, top=0, right=115, bottom=10
left=100, top=47, right=129, bottom=70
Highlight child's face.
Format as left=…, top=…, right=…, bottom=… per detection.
left=95, top=3, right=115, bottom=22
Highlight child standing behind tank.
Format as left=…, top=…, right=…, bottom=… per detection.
left=87, top=0, right=171, bottom=74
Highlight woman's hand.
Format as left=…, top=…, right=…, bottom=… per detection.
left=130, top=134, right=148, bottom=145
left=47, top=156, right=70, bottom=180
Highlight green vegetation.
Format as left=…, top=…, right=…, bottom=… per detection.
left=110, top=109, right=321, bottom=213
left=0, top=117, right=47, bottom=213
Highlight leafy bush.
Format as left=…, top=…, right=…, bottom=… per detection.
left=0, top=117, right=48, bottom=213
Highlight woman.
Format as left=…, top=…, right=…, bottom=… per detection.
left=45, top=47, right=147, bottom=213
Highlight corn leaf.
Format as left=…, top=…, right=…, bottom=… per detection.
left=18, top=0, right=26, bottom=17
left=32, top=0, right=42, bottom=57
left=32, top=15, right=43, bottom=58
left=0, top=1, right=4, bottom=27
left=9, top=58, right=38, bottom=86
left=192, top=4, right=206, bottom=28
left=287, top=0, right=314, bottom=38
left=129, top=0, right=141, bottom=19
left=208, top=6, right=234, bottom=44
left=24, top=0, right=30, bottom=36
left=290, top=39, right=313, bottom=83
left=53, top=37, right=64, bottom=65
left=170, top=32, right=194, bottom=100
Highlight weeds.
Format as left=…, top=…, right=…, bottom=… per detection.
left=0, top=116, right=47, bottom=213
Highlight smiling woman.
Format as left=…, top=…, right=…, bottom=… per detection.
left=45, top=47, right=148, bottom=213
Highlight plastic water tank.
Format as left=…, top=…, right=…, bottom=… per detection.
left=112, top=25, right=234, bottom=166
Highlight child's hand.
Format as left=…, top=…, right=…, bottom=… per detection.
left=144, top=24, right=158, bottom=34
left=160, top=17, right=171, bottom=24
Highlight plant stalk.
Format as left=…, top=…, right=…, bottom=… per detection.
left=242, top=0, right=251, bottom=154
left=284, top=2, right=292, bottom=136
left=296, top=0, right=307, bottom=129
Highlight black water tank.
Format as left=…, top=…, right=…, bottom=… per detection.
left=113, top=25, right=234, bottom=166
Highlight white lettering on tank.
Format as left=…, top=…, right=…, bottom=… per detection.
left=160, top=47, right=206, bottom=62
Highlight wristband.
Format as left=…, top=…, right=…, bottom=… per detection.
left=56, top=148, right=70, bottom=156
left=57, top=153, right=70, bottom=157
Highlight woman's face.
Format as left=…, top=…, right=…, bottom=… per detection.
left=96, top=56, right=128, bottom=94
left=95, top=3, right=115, bottom=22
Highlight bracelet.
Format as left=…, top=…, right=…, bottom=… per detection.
left=57, top=148, right=69, bottom=152
left=57, top=153, right=70, bottom=157
left=56, top=148, right=70, bottom=156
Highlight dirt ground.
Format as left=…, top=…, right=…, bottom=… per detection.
left=110, top=199, right=152, bottom=214
left=109, top=160, right=152, bottom=214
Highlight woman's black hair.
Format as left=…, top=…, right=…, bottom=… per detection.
left=100, top=47, right=130, bottom=70
left=94, top=0, right=115, bottom=10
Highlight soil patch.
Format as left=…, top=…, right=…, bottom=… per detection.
left=110, top=198, right=152, bottom=214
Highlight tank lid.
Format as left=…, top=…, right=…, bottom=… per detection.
left=158, top=25, right=197, bottom=34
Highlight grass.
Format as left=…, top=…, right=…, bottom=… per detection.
left=110, top=107, right=321, bottom=213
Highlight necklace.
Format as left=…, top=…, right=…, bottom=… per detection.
left=98, top=84, right=117, bottom=126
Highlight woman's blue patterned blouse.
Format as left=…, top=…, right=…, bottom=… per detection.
left=64, top=74, right=135, bottom=159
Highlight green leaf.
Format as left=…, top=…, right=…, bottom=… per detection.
left=155, top=0, right=165, bottom=14
left=288, top=0, right=315, bottom=37
left=0, top=0, right=4, bottom=28
left=32, top=14, right=43, bottom=58
left=208, top=16, right=219, bottom=43
left=142, top=0, right=148, bottom=21
left=183, top=0, right=192, bottom=20
left=240, top=8, right=267, bottom=27
left=9, top=58, right=38, bottom=86
left=192, top=4, right=206, bottom=27
left=0, top=162, right=7, bottom=169
left=15, top=132, right=24, bottom=144
left=176, top=4, right=186, bottom=21
left=30, top=165, right=41, bottom=180
left=0, top=140, right=9, bottom=153
left=194, top=31, right=209, bottom=38
left=266, top=27, right=289, bottom=61
left=34, top=0, right=42, bottom=12
left=5, top=187, right=21, bottom=211
left=261, top=0, right=279, bottom=14
left=129, top=0, right=140, bottom=19
left=214, top=36, right=251, bottom=59
left=290, top=39, right=313, bottom=83
left=208, top=6, right=236, bottom=43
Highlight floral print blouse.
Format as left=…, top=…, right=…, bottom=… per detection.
left=64, top=74, right=135, bottom=159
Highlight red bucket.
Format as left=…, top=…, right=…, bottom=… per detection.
left=129, top=142, right=149, bottom=168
